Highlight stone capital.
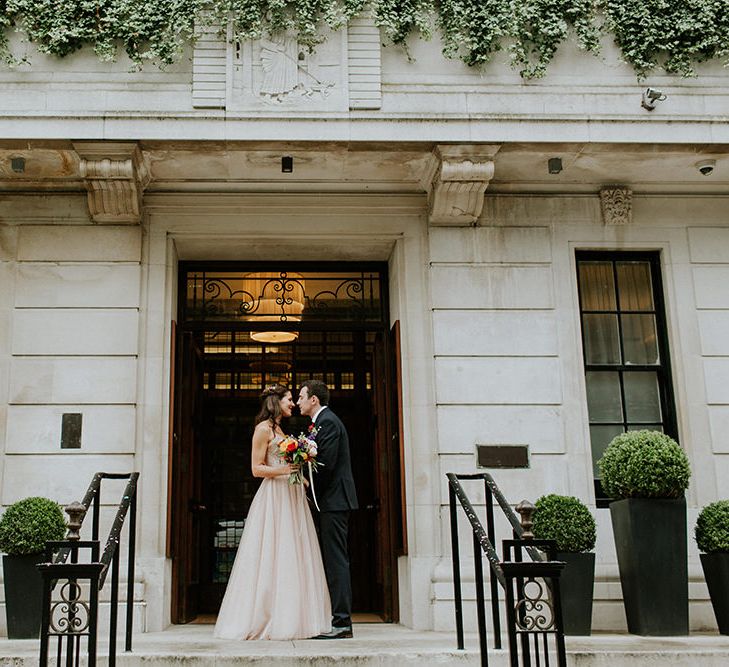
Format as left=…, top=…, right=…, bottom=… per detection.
left=423, top=145, right=499, bottom=226
left=73, top=142, right=150, bottom=224
left=600, top=186, right=633, bottom=226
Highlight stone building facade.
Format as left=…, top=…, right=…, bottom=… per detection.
left=1, top=17, right=728, bottom=636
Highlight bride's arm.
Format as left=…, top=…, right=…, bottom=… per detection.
left=250, top=423, right=294, bottom=478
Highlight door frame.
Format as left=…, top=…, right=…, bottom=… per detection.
left=167, top=261, right=406, bottom=622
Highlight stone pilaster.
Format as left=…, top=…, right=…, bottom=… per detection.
left=73, top=142, right=150, bottom=224
left=423, top=145, right=499, bottom=226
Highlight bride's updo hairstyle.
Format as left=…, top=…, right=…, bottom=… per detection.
left=254, top=383, right=289, bottom=428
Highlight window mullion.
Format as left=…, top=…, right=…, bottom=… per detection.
left=611, top=261, right=630, bottom=433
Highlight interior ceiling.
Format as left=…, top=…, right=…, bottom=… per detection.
left=0, top=140, right=728, bottom=194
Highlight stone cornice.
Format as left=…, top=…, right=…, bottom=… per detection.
left=424, top=145, right=500, bottom=226
left=73, top=142, right=150, bottom=224
left=5, top=115, right=728, bottom=144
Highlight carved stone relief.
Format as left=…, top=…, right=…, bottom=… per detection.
left=230, top=30, right=347, bottom=112
left=600, top=186, right=633, bottom=225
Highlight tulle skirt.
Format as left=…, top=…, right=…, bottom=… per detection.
left=214, top=476, right=331, bottom=640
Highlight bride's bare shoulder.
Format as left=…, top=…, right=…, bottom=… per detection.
left=253, top=420, right=273, bottom=439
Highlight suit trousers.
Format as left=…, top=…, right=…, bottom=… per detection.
left=318, top=510, right=352, bottom=628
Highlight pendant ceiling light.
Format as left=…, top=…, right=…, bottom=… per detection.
left=243, top=272, right=305, bottom=343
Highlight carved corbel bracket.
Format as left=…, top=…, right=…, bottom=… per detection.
left=73, top=142, right=150, bottom=224
left=423, top=145, right=500, bottom=226
left=600, top=186, right=633, bottom=226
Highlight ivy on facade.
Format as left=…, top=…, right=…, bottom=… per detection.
left=1, top=0, right=728, bottom=78
left=603, top=0, right=729, bottom=77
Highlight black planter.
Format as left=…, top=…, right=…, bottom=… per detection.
left=556, top=551, right=595, bottom=636
left=2, top=553, right=45, bottom=639
left=700, top=552, right=729, bottom=635
left=609, top=497, right=688, bottom=636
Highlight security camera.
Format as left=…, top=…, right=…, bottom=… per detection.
left=641, top=87, right=667, bottom=110
left=696, top=159, right=716, bottom=176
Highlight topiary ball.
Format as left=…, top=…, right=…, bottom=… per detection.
left=532, top=494, right=596, bottom=553
left=598, top=430, right=690, bottom=500
left=695, top=500, right=729, bottom=554
left=0, top=497, right=67, bottom=556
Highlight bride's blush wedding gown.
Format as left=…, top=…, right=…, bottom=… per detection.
left=214, top=435, right=332, bottom=640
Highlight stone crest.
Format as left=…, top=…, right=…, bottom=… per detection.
left=600, top=186, right=633, bottom=225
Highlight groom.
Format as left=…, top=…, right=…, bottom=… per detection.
left=297, top=379, right=358, bottom=639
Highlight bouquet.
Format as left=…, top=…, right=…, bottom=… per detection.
left=278, top=425, right=321, bottom=486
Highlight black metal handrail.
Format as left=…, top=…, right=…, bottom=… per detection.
left=447, top=472, right=567, bottom=667
left=38, top=472, right=139, bottom=667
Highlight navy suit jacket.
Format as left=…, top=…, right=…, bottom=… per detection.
left=312, top=408, right=358, bottom=512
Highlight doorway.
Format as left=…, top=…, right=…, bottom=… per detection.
left=168, top=263, right=405, bottom=624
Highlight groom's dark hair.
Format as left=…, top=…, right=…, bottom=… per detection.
left=300, top=379, right=330, bottom=406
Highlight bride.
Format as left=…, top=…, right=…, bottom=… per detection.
left=214, top=384, right=331, bottom=640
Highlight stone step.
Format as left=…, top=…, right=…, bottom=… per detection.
left=2, top=624, right=729, bottom=667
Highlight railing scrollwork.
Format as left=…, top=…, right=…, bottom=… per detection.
left=447, top=472, right=567, bottom=667
left=514, top=577, right=555, bottom=632
left=38, top=472, right=139, bottom=667
left=49, top=581, right=91, bottom=635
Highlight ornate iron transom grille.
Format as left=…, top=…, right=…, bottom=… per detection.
left=183, top=269, right=384, bottom=325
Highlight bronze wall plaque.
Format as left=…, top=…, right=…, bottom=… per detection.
left=476, top=444, right=529, bottom=469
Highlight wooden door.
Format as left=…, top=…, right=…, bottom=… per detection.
left=169, top=331, right=204, bottom=623
left=389, top=321, right=407, bottom=557
left=372, top=322, right=406, bottom=622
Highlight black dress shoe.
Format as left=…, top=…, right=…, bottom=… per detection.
left=312, top=626, right=353, bottom=639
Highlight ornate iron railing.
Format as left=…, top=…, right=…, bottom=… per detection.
left=447, top=472, right=567, bottom=667
left=38, top=472, right=139, bottom=667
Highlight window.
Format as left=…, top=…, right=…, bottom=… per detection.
left=576, top=252, right=677, bottom=504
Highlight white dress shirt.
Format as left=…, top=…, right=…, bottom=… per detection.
left=311, top=405, right=328, bottom=424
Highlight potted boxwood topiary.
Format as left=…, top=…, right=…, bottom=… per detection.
left=695, top=500, right=729, bottom=635
left=0, top=497, right=67, bottom=638
left=533, top=494, right=596, bottom=636
left=598, top=430, right=691, bottom=636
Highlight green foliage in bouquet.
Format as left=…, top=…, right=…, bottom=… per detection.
left=695, top=500, right=729, bottom=554
left=598, top=430, right=691, bottom=500
left=0, top=496, right=67, bottom=556
left=532, top=494, right=596, bottom=553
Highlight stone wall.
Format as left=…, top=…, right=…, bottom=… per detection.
left=1, top=191, right=727, bottom=635
left=429, top=193, right=729, bottom=632
left=2, top=27, right=729, bottom=145
left=0, top=198, right=145, bottom=634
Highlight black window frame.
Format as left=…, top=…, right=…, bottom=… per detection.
left=575, top=250, right=679, bottom=507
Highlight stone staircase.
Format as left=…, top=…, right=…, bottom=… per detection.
left=3, top=624, right=729, bottom=666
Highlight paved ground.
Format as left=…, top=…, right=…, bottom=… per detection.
left=3, top=623, right=729, bottom=665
